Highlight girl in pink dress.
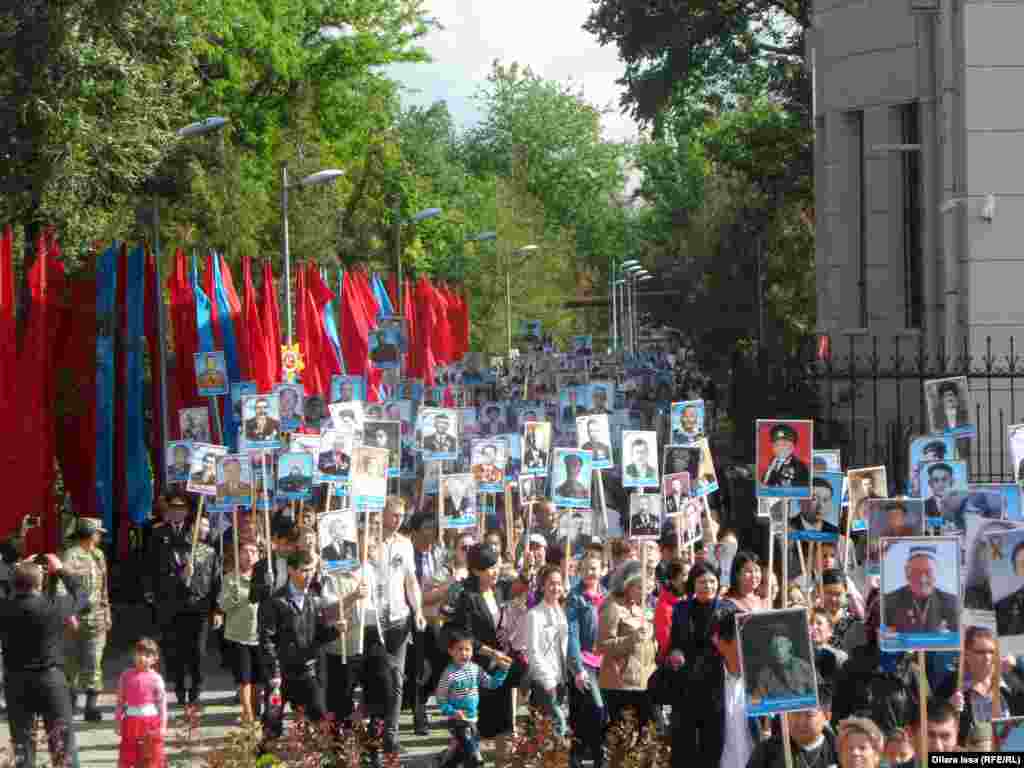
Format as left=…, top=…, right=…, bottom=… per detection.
left=115, top=637, right=168, bottom=768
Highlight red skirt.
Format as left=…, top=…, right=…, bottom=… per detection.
left=119, top=715, right=164, bottom=768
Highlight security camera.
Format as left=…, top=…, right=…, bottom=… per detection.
left=981, top=194, right=996, bottom=222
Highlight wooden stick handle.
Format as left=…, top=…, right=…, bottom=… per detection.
left=186, top=496, right=205, bottom=588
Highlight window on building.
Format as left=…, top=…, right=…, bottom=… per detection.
left=902, top=102, right=923, bottom=329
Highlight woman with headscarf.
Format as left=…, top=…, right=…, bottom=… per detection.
left=596, top=560, right=658, bottom=740
left=449, top=543, right=525, bottom=768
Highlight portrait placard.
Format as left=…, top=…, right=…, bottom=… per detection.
left=879, top=536, right=961, bottom=652
left=319, top=509, right=359, bottom=572
left=519, top=474, right=540, bottom=505
left=559, top=509, right=592, bottom=555
left=670, top=400, right=705, bottom=444
left=417, top=407, right=459, bottom=461
left=622, top=430, right=659, bottom=489
left=907, top=435, right=954, bottom=496
left=662, top=472, right=692, bottom=518
left=471, top=439, right=507, bottom=493
left=314, top=430, right=352, bottom=484
left=440, top=473, right=478, bottom=530
left=812, top=449, right=841, bottom=474
left=559, top=386, right=587, bottom=427
left=521, top=421, right=552, bottom=477
left=587, top=382, right=613, bottom=415
left=351, top=445, right=389, bottom=509
left=846, top=466, right=888, bottom=533
left=364, top=420, right=401, bottom=479
left=738, top=609, right=818, bottom=716
left=551, top=449, right=593, bottom=509
left=179, top=406, right=211, bottom=443
left=918, top=459, right=969, bottom=530
left=275, top=383, right=304, bottom=432
left=216, top=454, right=253, bottom=506
left=865, top=499, right=925, bottom=575
left=788, top=472, right=842, bottom=542
left=186, top=443, right=227, bottom=496
left=576, top=414, right=613, bottom=469
left=755, top=419, right=813, bottom=499
left=963, top=517, right=1023, bottom=611
left=331, top=374, right=365, bottom=404
left=329, top=401, right=365, bottom=439
left=925, top=375, right=975, bottom=438
left=969, top=483, right=1020, bottom=521
left=249, top=450, right=276, bottom=504
left=303, top=394, right=330, bottom=432
left=368, top=323, right=403, bottom=369
left=627, top=492, right=662, bottom=540
left=231, top=381, right=257, bottom=430
left=194, top=351, right=228, bottom=397
left=240, top=393, right=281, bottom=449
left=166, top=441, right=193, bottom=484
left=276, top=452, right=314, bottom=501
left=477, top=403, right=506, bottom=437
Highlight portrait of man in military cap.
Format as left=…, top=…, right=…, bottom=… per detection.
left=739, top=608, right=819, bottom=716
left=757, top=419, right=813, bottom=498
left=552, top=449, right=592, bottom=508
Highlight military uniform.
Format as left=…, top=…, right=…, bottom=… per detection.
left=762, top=424, right=811, bottom=488
left=754, top=657, right=816, bottom=699
left=60, top=518, right=110, bottom=721
left=884, top=585, right=959, bottom=633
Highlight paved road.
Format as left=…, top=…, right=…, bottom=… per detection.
left=0, top=604, right=457, bottom=767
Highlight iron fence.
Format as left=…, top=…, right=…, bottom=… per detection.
left=807, top=334, right=1024, bottom=487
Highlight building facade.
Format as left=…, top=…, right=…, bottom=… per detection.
left=810, top=0, right=1024, bottom=480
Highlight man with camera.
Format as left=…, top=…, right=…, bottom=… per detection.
left=0, top=553, right=87, bottom=768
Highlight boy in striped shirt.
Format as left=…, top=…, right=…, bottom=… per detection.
left=435, top=629, right=510, bottom=768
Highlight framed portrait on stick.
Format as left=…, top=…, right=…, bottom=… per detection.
left=166, top=441, right=193, bottom=484
left=440, top=474, right=478, bottom=530
left=276, top=452, right=314, bottom=501
left=186, top=443, right=226, bottom=496
left=925, top=375, right=975, bottom=438
left=194, top=351, right=228, bottom=397
left=351, top=445, right=389, bottom=510
left=738, top=608, right=819, bottom=716
left=755, top=419, right=813, bottom=499
left=418, top=407, right=459, bottom=461
left=879, top=537, right=961, bottom=652
left=622, top=430, right=658, bottom=489
left=551, top=449, right=593, bottom=509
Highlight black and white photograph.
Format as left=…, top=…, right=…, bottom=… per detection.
left=519, top=474, right=540, bottom=504
left=319, top=509, right=358, bottom=571
left=551, top=448, right=593, bottom=509
left=216, top=454, right=253, bottom=505
left=906, top=435, right=954, bottom=496
left=865, top=499, right=925, bottom=575
left=622, top=430, right=659, bottom=489
left=788, top=473, right=842, bottom=542
left=240, top=393, right=281, bottom=448
left=180, top=406, right=211, bottom=443
left=231, top=381, right=257, bottom=429
left=588, top=381, right=613, bottom=415
left=627, top=492, right=661, bottom=540
left=477, top=403, right=506, bottom=437
left=364, top=420, right=401, bottom=478
left=925, top=375, right=973, bottom=437
left=918, top=460, right=969, bottom=526
left=846, top=466, right=887, bottom=533
left=329, top=401, right=365, bottom=439
left=417, top=407, right=459, bottom=460
left=662, top=472, right=691, bottom=517
left=879, top=537, right=961, bottom=652
left=440, top=473, right=478, bottom=530
left=351, top=445, right=389, bottom=509
left=576, top=414, right=613, bottom=469
left=276, top=452, right=315, bottom=501
left=187, top=443, right=227, bottom=496
left=194, top=350, right=228, bottom=397
left=986, top=528, right=1024, bottom=655
left=166, top=440, right=192, bottom=484
left=738, top=608, right=818, bottom=716
left=471, top=439, right=507, bottom=493
left=522, top=421, right=552, bottom=476
left=275, top=383, right=304, bottom=432
left=1010, top=424, right=1024, bottom=486
left=559, top=509, right=592, bottom=555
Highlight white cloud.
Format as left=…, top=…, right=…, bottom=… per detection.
left=386, top=0, right=639, bottom=142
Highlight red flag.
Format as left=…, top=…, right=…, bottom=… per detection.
left=243, top=257, right=273, bottom=392
left=167, top=249, right=201, bottom=432
left=339, top=271, right=371, bottom=379
left=306, top=265, right=337, bottom=395
left=413, top=277, right=437, bottom=386
left=260, top=261, right=282, bottom=384
left=296, top=265, right=330, bottom=396
left=219, top=254, right=248, bottom=381
left=431, top=281, right=454, bottom=365
left=385, top=273, right=399, bottom=313
left=144, top=249, right=163, bottom=497
left=0, top=225, right=14, bottom=406
left=402, top=277, right=416, bottom=378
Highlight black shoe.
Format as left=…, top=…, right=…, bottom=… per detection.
left=188, top=688, right=202, bottom=706
left=83, top=691, right=102, bottom=722
left=414, top=715, right=430, bottom=736
left=176, top=687, right=188, bottom=706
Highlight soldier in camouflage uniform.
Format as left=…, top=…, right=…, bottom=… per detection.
left=61, top=517, right=111, bottom=721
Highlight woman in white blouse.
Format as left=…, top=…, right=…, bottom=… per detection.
left=527, top=564, right=569, bottom=737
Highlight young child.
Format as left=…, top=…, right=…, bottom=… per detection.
left=115, top=637, right=168, bottom=768
left=435, top=629, right=510, bottom=768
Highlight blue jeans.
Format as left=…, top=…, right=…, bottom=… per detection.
left=531, top=682, right=569, bottom=736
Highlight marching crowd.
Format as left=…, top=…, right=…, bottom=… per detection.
left=0, top=482, right=1012, bottom=768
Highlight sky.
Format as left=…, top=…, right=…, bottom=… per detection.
left=384, top=0, right=640, bottom=143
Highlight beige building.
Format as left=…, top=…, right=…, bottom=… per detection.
left=810, top=0, right=1024, bottom=479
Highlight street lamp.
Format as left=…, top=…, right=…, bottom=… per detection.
left=151, top=115, right=229, bottom=488
left=507, top=245, right=538, bottom=358
left=394, top=206, right=443, bottom=314
left=281, top=166, right=345, bottom=343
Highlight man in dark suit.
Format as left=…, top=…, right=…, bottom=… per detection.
left=444, top=478, right=473, bottom=518
left=625, top=437, right=657, bottom=482
left=318, top=434, right=351, bottom=477
left=423, top=414, right=457, bottom=454
left=523, top=427, right=548, bottom=472
left=791, top=478, right=840, bottom=535
left=629, top=495, right=659, bottom=537
left=761, top=423, right=810, bottom=488
left=883, top=545, right=959, bottom=633
left=579, top=417, right=611, bottom=463
left=590, top=386, right=611, bottom=415
left=555, top=453, right=589, bottom=500
left=0, top=556, right=87, bottom=768
left=931, top=379, right=969, bottom=432
left=320, top=518, right=356, bottom=563
left=190, top=452, right=217, bottom=486
left=245, top=398, right=280, bottom=441
left=664, top=476, right=688, bottom=516
left=879, top=500, right=919, bottom=538
left=923, top=462, right=955, bottom=519
left=259, top=550, right=340, bottom=739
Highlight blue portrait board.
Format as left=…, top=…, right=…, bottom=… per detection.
left=276, top=452, right=314, bottom=501
left=240, top=393, right=282, bottom=450
left=275, top=383, right=304, bottom=432
left=971, top=483, right=1021, bottom=521
left=879, top=536, right=961, bottom=652
left=671, top=400, right=705, bottom=444
left=811, top=449, right=841, bottom=473
left=369, top=327, right=403, bottom=369
left=166, top=440, right=193, bottom=484
left=550, top=449, right=593, bottom=509
left=918, top=460, right=968, bottom=529
left=994, top=717, right=1024, bottom=752
left=906, top=435, right=955, bottom=495
left=194, top=351, right=229, bottom=397
left=738, top=609, right=819, bottom=717
left=621, top=430, right=659, bottom=489
left=331, top=374, right=365, bottom=404
left=231, top=381, right=257, bottom=429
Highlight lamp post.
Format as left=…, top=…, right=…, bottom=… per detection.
left=281, top=166, right=345, bottom=343
left=507, top=244, right=538, bottom=359
left=149, top=116, right=228, bottom=488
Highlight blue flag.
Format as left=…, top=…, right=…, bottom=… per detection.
left=372, top=272, right=394, bottom=320
left=95, top=244, right=117, bottom=533
left=322, top=267, right=344, bottom=374
left=212, top=253, right=243, bottom=450
left=193, top=251, right=215, bottom=353
left=124, top=246, right=153, bottom=524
